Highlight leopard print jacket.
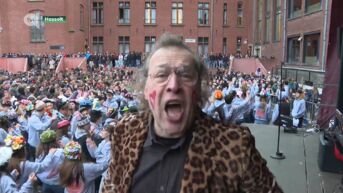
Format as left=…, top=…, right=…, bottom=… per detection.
left=101, top=110, right=283, bottom=193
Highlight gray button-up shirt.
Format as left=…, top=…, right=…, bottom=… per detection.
left=130, top=121, right=193, bottom=193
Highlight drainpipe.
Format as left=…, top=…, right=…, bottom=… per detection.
left=321, top=0, right=329, bottom=72
left=282, top=0, right=287, bottom=63
left=88, top=0, right=91, bottom=52
left=210, top=0, right=214, bottom=53
left=0, top=14, right=2, bottom=54
left=252, top=0, right=256, bottom=54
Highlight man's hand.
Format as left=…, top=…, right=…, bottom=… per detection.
left=28, top=173, right=37, bottom=183
left=86, top=137, right=96, bottom=149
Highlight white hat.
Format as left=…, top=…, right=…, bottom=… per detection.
left=0, top=146, right=13, bottom=166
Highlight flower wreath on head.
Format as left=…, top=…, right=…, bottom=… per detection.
left=4, top=135, right=26, bottom=151
left=64, top=141, right=82, bottom=160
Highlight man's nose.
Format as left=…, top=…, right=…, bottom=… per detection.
left=166, top=73, right=181, bottom=93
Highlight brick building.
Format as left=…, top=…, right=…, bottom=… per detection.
left=252, top=0, right=331, bottom=85
left=0, top=0, right=89, bottom=54
left=0, top=0, right=253, bottom=56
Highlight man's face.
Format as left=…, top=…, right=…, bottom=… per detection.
left=144, top=47, right=199, bottom=138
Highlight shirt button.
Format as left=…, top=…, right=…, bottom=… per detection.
left=160, top=186, right=164, bottom=192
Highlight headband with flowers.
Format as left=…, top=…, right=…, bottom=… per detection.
left=4, top=135, right=26, bottom=151
left=64, top=141, right=82, bottom=160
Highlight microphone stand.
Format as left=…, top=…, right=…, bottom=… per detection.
left=271, top=62, right=286, bottom=160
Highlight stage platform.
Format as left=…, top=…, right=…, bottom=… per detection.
left=244, top=123, right=341, bottom=193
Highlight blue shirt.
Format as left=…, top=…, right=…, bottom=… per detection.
left=36, top=149, right=65, bottom=185
left=0, top=174, right=33, bottom=193
left=291, top=98, right=306, bottom=118
left=27, top=112, right=52, bottom=147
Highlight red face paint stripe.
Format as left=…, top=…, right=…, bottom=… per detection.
left=149, top=90, right=157, bottom=110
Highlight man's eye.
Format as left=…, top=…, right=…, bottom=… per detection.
left=154, top=72, right=169, bottom=78
left=180, top=71, right=193, bottom=79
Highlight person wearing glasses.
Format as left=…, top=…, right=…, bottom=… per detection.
left=101, top=33, right=283, bottom=193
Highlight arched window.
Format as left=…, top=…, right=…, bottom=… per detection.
left=30, top=11, right=45, bottom=42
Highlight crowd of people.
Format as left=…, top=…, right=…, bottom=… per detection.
left=0, top=34, right=321, bottom=193
left=204, top=68, right=320, bottom=129
left=1, top=53, right=63, bottom=71
left=1, top=51, right=240, bottom=71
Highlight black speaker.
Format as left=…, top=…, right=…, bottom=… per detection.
left=318, top=133, right=343, bottom=173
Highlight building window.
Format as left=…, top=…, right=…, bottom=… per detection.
left=237, top=2, right=243, bottom=26
left=30, top=11, right=45, bottom=42
left=305, top=0, right=321, bottom=13
left=145, top=2, right=156, bottom=24
left=236, top=37, right=242, bottom=51
left=172, top=2, right=183, bottom=25
left=197, top=37, right=208, bottom=56
left=223, top=38, right=227, bottom=54
left=145, top=36, right=156, bottom=53
left=198, top=3, right=209, bottom=25
left=265, top=0, right=271, bottom=43
left=256, top=0, right=263, bottom=43
left=223, top=3, right=228, bottom=25
left=288, top=0, right=302, bottom=19
left=119, top=36, right=130, bottom=54
left=274, top=0, right=282, bottom=42
left=304, top=33, right=320, bottom=65
left=80, top=5, right=84, bottom=30
left=93, top=36, right=103, bottom=53
left=92, top=2, right=103, bottom=24
left=119, top=2, right=130, bottom=24
left=287, top=37, right=301, bottom=63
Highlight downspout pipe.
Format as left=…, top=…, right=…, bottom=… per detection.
left=210, top=0, right=214, bottom=54
left=321, top=0, right=329, bottom=72
left=252, top=0, right=256, bottom=54
left=88, top=0, right=91, bottom=52
left=282, top=0, right=287, bottom=64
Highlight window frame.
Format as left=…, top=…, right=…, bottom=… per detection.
left=198, top=3, right=209, bottom=25
left=119, top=36, right=130, bottom=54
left=197, top=37, right=209, bottom=56
left=274, top=0, right=282, bottom=42
left=92, top=2, right=104, bottom=25
left=92, top=36, right=104, bottom=54
left=287, top=36, right=301, bottom=63
left=145, top=1, right=157, bottom=24
left=264, top=0, right=271, bottom=43
left=223, top=37, right=227, bottom=54
left=237, top=1, right=243, bottom=26
left=223, top=3, right=228, bottom=25
left=119, top=2, right=130, bottom=24
left=236, top=37, right=242, bottom=52
left=288, top=0, right=302, bottom=19
left=256, top=0, right=263, bottom=44
left=144, top=36, right=156, bottom=53
left=171, top=2, right=183, bottom=25
left=80, top=4, right=85, bottom=31
left=303, top=33, right=320, bottom=65
left=305, top=0, right=322, bottom=14
left=30, top=10, right=45, bottom=42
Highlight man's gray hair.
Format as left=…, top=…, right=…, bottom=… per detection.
left=134, top=32, right=209, bottom=110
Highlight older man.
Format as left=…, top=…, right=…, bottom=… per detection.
left=102, top=33, right=283, bottom=193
